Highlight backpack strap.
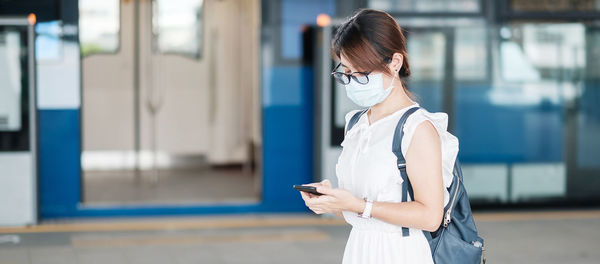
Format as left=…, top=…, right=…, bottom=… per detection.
left=345, top=108, right=369, bottom=135
left=391, top=106, right=420, bottom=237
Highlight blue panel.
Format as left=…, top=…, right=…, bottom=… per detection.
left=262, top=66, right=314, bottom=209
left=38, top=109, right=81, bottom=217
left=262, top=66, right=303, bottom=106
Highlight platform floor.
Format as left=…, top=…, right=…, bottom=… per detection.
left=1, top=209, right=599, bottom=264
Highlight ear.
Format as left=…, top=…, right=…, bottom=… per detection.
left=388, top=52, right=403, bottom=73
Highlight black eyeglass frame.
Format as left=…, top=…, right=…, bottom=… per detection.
left=330, top=57, right=393, bottom=85
left=330, top=62, right=372, bottom=85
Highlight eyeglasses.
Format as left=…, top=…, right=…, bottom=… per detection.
left=331, top=62, right=371, bottom=85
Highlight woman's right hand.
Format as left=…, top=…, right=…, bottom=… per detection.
left=298, top=181, right=323, bottom=200
left=299, top=179, right=338, bottom=215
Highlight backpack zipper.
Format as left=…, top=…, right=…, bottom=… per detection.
left=443, top=173, right=460, bottom=227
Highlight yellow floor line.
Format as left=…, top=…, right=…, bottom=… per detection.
left=1, top=210, right=599, bottom=234
left=0, top=217, right=345, bottom=234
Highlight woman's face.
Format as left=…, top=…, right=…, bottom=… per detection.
left=339, top=54, right=396, bottom=89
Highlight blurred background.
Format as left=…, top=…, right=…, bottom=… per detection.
left=0, top=0, right=599, bottom=263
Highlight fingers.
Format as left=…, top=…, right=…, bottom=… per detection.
left=298, top=185, right=331, bottom=215
left=299, top=190, right=314, bottom=200
left=303, top=196, right=323, bottom=214
left=301, top=191, right=321, bottom=212
left=300, top=191, right=308, bottom=200
left=315, top=185, right=334, bottom=196
left=304, top=195, right=327, bottom=210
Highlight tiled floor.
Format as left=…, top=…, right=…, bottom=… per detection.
left=1, top=210, right=599, bottom=264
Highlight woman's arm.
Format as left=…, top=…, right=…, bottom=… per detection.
left=351, top=121, right=444, bottom=232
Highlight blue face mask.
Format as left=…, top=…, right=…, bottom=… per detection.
left=344, top=71, right=397, bottom=107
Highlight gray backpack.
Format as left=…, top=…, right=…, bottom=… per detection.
left=346, top=106, right=486, bottom=264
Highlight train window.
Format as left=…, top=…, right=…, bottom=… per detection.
left=36, top=21, right=62, bottom=62
left=0, top=25, right=31, bottom=152
left=0, top=29, right=22, bottom=132
left=152, top=0, right=204, bottom=58
left=499, top=24, right=585, bottom=85
left=79, top=0, right=120, bottom=56
left=454, top=26, right=487, bottom=81
left=406, top=31, right=446, bottom=81
left=586, top=27, right=600, bottom=79
left=369, top=0, right=480, bottom=13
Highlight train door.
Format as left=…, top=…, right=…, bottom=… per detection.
left=79, top=0, right=261, bottom=206
left=490, top=15, right=600, bottom=204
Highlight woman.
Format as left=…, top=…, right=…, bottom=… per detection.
left=299, top=8, right=459, bottom=264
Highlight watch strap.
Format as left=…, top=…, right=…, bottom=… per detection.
left=358, top=198, right=373, bottom=218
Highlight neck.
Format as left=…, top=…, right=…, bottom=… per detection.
left=369, top=80, right=414, bottom=118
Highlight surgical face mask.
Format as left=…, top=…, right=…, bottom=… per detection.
left=344, top=71, right=397, bottom=107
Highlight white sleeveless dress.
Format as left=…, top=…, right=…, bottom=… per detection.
left=336, top=102, right=459, bottom=264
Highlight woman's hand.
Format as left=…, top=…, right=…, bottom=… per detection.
left=299, top=179, right=329, bottom=214
left=299, top=179, right=364, bottom=215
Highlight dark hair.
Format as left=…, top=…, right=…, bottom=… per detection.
left=331, top=8, right=413, bottom=96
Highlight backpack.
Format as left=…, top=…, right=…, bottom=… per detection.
left=346, top=106, right=487, bottom=264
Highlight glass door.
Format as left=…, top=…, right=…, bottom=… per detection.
left=501, top=0, right=600, bottom=203
left=79, top=0, right=262, bottom=206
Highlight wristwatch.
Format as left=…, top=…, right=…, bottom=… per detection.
left=358, top=197, right=373, bottom=219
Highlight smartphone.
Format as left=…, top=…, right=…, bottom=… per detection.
left=293, top=185, right=324, bottom=196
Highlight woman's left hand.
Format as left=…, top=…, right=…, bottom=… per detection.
left=305, top=180, right=364, bottom=215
